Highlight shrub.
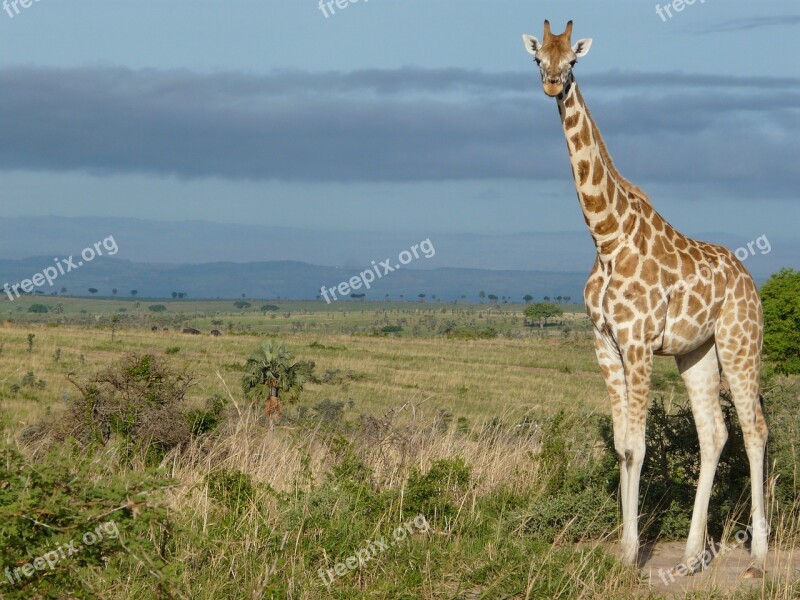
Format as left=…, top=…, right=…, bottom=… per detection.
left=595, top=391, right=800, bottom=541
left=27, top=303, right=49, bottom=313
left=405, top=457, right=471, bottom=522
left=379, top=325, right=403, bottom=334
left=0, top=443, right=176, bottom=598
left=64, top=353, right=194, bottom=456
left=185, top=394, right=228, bottom=435
left=165, top=346, right=181, bottom=355
left=761, top=268, right=800, bottom=374
left=148, top=304, right=167, bottom=312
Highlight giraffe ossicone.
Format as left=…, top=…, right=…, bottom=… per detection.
left=522, top=19, right=769, bottom=578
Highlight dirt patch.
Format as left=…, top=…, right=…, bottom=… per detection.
left=621, top=541, right=800, bottom=596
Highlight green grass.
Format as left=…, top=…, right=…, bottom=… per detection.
left=0, top=297, right=797, bottom=599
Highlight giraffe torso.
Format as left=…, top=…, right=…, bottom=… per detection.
left=583, top=202, right=757, bottom=356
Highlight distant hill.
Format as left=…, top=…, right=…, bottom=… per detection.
left=0, top=216, right=794, bottom=279
left=0, top=257, right=588, bottom=302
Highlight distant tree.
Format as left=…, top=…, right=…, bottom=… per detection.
left=130, top=290, right=138, bottom=297
left=350, top=293, right=366, bottom=301
left=543, top=296, right=550, bottom=302
left=148, top=304, right=167, bottom=313
left=564, top=296, right=572, bottom=304
left=234, top=301, right=251, bottom=309
left=88, top=288, right=98, bottom=295
left=177, top=292, right=187, bottom=299
left=555, top=295, right=563, bottom=304
left=524, top=302, right=564, bottom=328
left=523, top=294, right=534, bottom=304
left=60, top=287, right=67, bottom=295
left=112, top=288, right=118, bottom=296
left=242, top=340, right=315, bottom=424
left=760, top=268, right=800, bottom=374
left=479, top=291, right=486, bottom=301
left=260, top=304, right=280, bottom=313
left=399, top=295, right=404, bottom=301
left=28, top=304, right=49, bottom=314
left=487, top=294, right=498, bottom=303
left=418, top=294, right=426, bottom=301
left=171, top=292, right=178, bottom=299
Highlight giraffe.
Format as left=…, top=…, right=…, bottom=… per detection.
left=521, top=20, right=769, bottom=577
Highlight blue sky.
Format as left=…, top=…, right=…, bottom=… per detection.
left=1, top=0, right=799, bottom=248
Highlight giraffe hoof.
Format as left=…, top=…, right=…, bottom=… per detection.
left=741, top=566, right=764, bottom=579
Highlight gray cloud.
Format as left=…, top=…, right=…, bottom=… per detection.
left=705, top=14, right=800, bottom=33
left=0, top=66, right=799, bottom=195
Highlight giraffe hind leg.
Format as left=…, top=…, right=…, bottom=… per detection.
left=715, top=299, right=768, bottom=575
left=675, top=338, right=726, bottom=574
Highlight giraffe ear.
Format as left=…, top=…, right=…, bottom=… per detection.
left=572, top=38, right=593, bottom=58
left=522, top=35, right=541, bottom=56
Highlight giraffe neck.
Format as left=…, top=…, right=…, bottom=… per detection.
left=557, top=82, right=641, bottom=259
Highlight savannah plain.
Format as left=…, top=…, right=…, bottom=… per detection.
left=0, top=296, right=798, bottom=599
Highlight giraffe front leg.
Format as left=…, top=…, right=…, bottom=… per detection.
left=619, top=342, right=653, bottom=567
left=591, top=328, right=632, bottom=562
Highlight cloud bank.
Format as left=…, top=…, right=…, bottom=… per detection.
left=1, top=66, right=798, bottom=196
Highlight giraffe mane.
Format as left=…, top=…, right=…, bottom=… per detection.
left=576, top=87, right=653, bottom=207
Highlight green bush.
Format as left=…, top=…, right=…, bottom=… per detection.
left=598, top=386, right=800, bottom=541
left=761, top=268, right=800, bottom=374
left=405, top=457, right=471, bottom=522
left=185, top=394, right=228, bottom=435
left=379, top=325, right=403, bottom=334
left=27, top=303, right=49, bottom=313
left=0, top=443, right=176, bottom=598
left=519, top=411, right=618, bottom=542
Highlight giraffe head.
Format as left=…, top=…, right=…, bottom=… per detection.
left=522, top=20, right=592, bottom=97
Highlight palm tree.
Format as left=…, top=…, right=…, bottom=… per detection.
left=241, top=341, right=315, bottom=424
